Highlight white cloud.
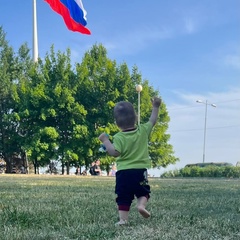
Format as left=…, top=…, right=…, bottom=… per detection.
left=184, top=18, right=197, bottom=34
left=224, top=55, right=240, bottom=69
left=102, top=26, right=173, bottom=56
left=164, top=87, right=240, bottom=171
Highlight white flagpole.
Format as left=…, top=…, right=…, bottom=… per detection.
left=33, top=0, right=38, bottom=62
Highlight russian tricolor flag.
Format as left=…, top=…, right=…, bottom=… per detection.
left=45, top=0, right=91, bottom=35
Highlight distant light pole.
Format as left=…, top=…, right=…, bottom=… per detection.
left=136, top=84, right=143, bottom=125
left=196, top=100, right=216, bottom=163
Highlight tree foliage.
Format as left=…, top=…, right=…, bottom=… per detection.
left=0, top=28, right=178, bottom=174
left=0, top=27, right=30, bottom=172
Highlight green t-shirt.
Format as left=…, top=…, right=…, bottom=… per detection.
left=113, top=121, right=153, bottom=171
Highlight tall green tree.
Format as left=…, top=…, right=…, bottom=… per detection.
left=9, top=45, right=88, bottom=174
left=75, top=44, right=118, bottom=169
left=38, top=47, right=88, bottom=174
left=1, top=29, right=178, bottom=173
left=7, top=42, right=56, bottom=173
left=76, top=44, right=178, bottom=170
left=0, top=27, right=28, bottom=172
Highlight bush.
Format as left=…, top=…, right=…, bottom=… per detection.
left=160, top=169, right=181, bottom=178
left=161, top=166, right=240, bottom=178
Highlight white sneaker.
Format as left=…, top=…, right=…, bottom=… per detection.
left=115, top=219, right=128, bottom=226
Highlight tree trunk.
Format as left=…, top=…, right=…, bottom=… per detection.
left=61, top=162, right=64, bottom=175
left=66, top=160, right=70, bottom=175
left=4, top=154, right=12, bottom=173
left=34, top=159, right=39, bottom=174
left=21, top=151, right=28, bottom=174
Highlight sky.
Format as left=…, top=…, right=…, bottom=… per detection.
left=1, top=0, right=240, bottom=176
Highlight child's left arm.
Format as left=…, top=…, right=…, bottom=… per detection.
left=99, top=133, right=120, bottom=157
left=149, top=97, right=161, bottom=126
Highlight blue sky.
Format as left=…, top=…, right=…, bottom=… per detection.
left=1, top=0, right=240, bottom=175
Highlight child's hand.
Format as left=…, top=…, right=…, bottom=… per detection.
left=152, top=97, right=161, bottom=108
left=99, top=133, right=109, bottom=143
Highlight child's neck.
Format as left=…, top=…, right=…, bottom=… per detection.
left=122, top=126, right=136, bottom=132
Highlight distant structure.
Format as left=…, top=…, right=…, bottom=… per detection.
left=185, top=162, right=233, bottom=168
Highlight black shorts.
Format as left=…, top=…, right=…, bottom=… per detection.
left=115, top=169, right=151, bottom=207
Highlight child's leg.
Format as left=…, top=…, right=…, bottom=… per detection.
left=115, top=170, right=133, bottom=225
left=135, top=170, right=151, bottom=218
left=137, top=196, right=150, bottom=218
left=118, top=210, right=129, bottom=221
left=115, top=206, right=130, bottom=225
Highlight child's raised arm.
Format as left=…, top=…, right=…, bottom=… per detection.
left=149, top=97, right=161, bottom=126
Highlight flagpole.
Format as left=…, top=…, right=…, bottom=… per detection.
left=33, top=0, right=38, bottom=62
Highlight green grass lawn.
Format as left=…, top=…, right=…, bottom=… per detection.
left=0, top=175, right=240, bottom=240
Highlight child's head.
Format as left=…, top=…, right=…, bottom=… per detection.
left=114, top=101, right=136, bottom=130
